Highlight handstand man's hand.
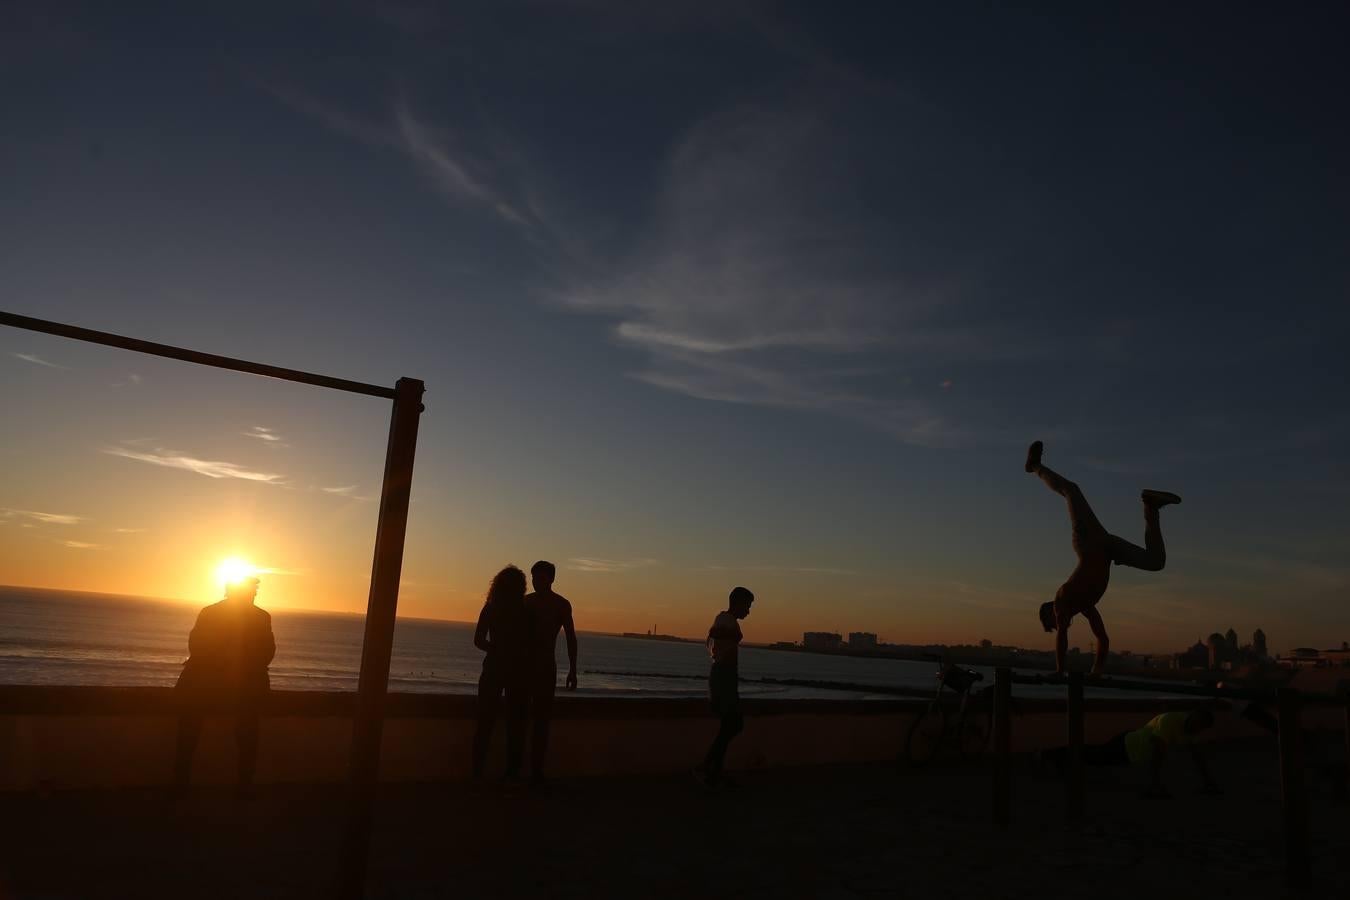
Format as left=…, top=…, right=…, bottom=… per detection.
left=565, top=668, right=578, bottom=691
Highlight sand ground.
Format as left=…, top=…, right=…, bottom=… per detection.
left=0, top=738, right=1345, bottom=899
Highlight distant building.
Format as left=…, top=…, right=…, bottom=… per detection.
left=848, top=632, right=878, bottom=651
left=1172, top=640, right=1208, bottom=670
left=769, top=641, right=798, bottom=650
left=1206, top=633, right=1225, bottom=669
left=803, top=631, right=843, bottom=651
left=1277, top=646, right=1350, bottom=669
left=1324, top=647, right=1350, bottom=667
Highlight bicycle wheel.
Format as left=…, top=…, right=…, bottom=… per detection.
left=957, top=691, right=993, bottom=759
left=905, top=701, right=946, bottom=766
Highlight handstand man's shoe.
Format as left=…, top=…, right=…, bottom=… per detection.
left=1025, top=440, right=1043, bottom=473
left=1141, top=489, right=1181, bottom=508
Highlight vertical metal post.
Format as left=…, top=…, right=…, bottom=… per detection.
left=1343, top=690, right=1350, bottom=804
left=339, top=377, right=425, bottom=899
left=993, top=667, right=1011, bottom=827
left=1277, top=687, right=1308, bottom=888
left=1066, top=671, right=1084, bottom=825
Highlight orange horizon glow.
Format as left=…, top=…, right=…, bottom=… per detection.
left=214, top=556, right=259, bottom=588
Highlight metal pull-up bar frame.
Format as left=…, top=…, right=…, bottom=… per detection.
left=990, top=668, right=1349, bottom=888
left=2, top=310, right=419, bottom=898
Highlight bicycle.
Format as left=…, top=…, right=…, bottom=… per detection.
left=903, top=658, right=993, bottom=766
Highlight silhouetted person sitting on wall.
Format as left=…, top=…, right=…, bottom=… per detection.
left=173, top=575, right=276, bottom=792
left=1040, top=709, right=1217, bottom=798
left=523, top=560, right=578, bottom=790
left=694, top=586, right=754, bottom=788
left=472, top=565, right=529, bottom=781
left=1027, top=441, right=1181, bottom=676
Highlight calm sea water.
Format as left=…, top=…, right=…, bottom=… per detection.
left=0, top=586, right=961, bottom=699
left=0, top=586, right=1184, bottom=700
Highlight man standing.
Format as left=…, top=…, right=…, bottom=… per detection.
left=173, top=574, right=276, bottom=792
left=696, top=586, right=754, bottom=788
left=523, top=560, right=578, bottom=789
left=1026, top=441, right=1181, bottom=675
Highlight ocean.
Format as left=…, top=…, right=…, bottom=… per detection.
left=0, top=585, right=1179, bottom=700
left=0, top=585, right=962, bottom=700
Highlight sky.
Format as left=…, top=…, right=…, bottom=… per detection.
left=2, top=2, right=1348, bottom=654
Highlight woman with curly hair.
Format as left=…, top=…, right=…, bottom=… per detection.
left=471, top=565, right=530, bottom=780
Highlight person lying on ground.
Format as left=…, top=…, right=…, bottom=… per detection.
left=1040, top=708, right=1218, bottom=798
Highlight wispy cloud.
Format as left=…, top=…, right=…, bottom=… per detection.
left=12, top=352, right=66, bottom=369
left=243, top=425, right=287, bottom=447
left=112, top=527, right=147, bottom=534
left=554, top=99, right=1011, bottom=447
left=394, top=101, right=530, bottom=227
left=321, top=484, right=373, bottom=501
left=103, top=446, right=286, bottom=484
left=567, top=557, right=659, bottom=573
left=253, top=78, right=399, bottom=149
left=112, top=373, right=143, bottom=387
left=61, top=540, right=102, bottom=550
left=1, top=508, right=83, bottom=525
left=254, top=565, right=303, bottom=577
left=703, top=563, right=860, bottom=577
left=254, top=49, right=1032, bottom=450
left=256, top=78, right=532, bottom=231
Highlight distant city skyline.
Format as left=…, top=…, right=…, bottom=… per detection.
left=2, top=3, right=1348, bottom=653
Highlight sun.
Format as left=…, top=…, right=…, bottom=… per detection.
left=215, top=556, right=258, bottom=588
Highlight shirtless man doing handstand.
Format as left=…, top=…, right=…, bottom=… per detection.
left=1026, top=441, right=1180, bottom=675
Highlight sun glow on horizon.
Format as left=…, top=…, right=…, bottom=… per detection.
left=215, top=556, right=259, bottom=588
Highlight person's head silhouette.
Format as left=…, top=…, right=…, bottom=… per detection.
left=729, top=586, right=754, bottom=619
left=531, top=560, right=556, bottom=592
left=225, top=576, right=260, bottom=606
left=1038, top=601, right=1056, bottom=633
left=488, top=565, right=527, bottom=606
left=1185, top=708, right=1215, bottom=735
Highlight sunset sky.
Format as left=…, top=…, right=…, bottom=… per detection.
left=2, top=3, right=1347, bottom=654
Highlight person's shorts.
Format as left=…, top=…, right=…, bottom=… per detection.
left=709, top=665, right=740, bottom=716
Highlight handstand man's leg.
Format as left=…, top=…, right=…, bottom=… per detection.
left=1107, top=490, right=1181, bottom=572
left=1026, top=441, right=1106, bottom=550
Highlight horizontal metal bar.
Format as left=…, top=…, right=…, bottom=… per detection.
left=1, top=311, right=396, bottom=399
left=1008, top=672, right=1341, bottom=705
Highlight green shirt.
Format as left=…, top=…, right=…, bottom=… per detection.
left=1124, top=712, right=1192, bottom=764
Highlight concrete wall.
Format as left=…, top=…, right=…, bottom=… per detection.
left=0, top=686, right=1340, bottom=791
